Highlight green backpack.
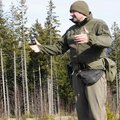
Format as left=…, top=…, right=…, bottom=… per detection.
left=103, top=58, right=117, bottom=82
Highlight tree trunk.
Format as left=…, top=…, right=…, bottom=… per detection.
left=39, top=65, right=43, bottom=116
left=14, top=48, right=18, bottom=119
left=23, top=35, right=29, bottom=116
left=1, top=48, right=7, bottom=116
left=21, top=50, right=26, bottom=115
left=6, top=76, right=10, bottom=118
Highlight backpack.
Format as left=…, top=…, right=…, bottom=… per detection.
left=103, top=58, right=117, bottom=82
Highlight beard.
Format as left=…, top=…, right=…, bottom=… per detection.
left=69, top=17, right=79, bottom=23
left=72, top=17, right=78, bottom=22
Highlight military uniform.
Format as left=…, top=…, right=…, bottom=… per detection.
left=40, top=13, right=112, bottom=67
left=37, top=1, right=112, bottom=120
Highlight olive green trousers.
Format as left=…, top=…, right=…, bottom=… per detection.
left=72, top=72, right=107, bottom=120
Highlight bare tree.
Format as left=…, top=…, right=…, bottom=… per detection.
left=0, top=46, right=7, bottom=116
left=21, top=0, right=30, bottom=115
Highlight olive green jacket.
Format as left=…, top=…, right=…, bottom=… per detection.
left=39, top=13, right=112, bottom=69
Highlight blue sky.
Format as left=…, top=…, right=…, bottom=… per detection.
left=3, top=0, right=120, bottom=35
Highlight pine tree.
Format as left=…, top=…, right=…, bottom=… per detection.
left=0, top=2, right=14, bottom=117
left=44, top=0, right=60, bottom=115
left=109, top=22, right=120, bottom=113
left=9, top=0, right=30, bottom=117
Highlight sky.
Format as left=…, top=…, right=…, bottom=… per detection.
left=2, top=0, right=120, bottom=35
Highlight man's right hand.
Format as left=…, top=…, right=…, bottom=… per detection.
left=29, top=38, right=41, bottom=53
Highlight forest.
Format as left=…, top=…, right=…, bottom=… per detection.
left=0, top=0, right=120, bottom=120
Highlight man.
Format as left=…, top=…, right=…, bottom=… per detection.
left=30, top=1, right=112, bottom=120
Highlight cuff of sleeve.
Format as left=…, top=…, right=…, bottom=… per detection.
left=87, top=33, right=96, bottom=46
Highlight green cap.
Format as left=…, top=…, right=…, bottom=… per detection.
left=70, top=0, right=89, bottom=16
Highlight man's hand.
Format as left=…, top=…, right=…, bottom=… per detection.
left=74, top=26, right=89, bottom=44
left=29, top=38, right=41, bottom=53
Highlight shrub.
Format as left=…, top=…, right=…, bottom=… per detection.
left=106, top=105, right=117, bottom=120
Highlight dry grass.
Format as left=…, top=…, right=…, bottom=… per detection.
left=54, top=116, right=77, bottom=120
left=0, top=116, right=77, bottom=120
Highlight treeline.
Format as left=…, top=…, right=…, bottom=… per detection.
left=0, top=0, right=74, bottom=119
left=0, top=0, right=120, bottom=119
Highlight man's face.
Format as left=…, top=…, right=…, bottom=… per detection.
left=70, top=11, right=86, bottom=22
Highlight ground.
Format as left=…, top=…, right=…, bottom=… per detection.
left=0, top=116, right=77, bottom=120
